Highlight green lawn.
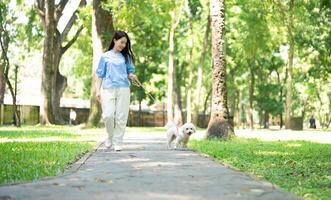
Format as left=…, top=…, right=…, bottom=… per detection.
left=189, top=138, right=331, bottom=200
left=0, top=126, right=104, bottom=185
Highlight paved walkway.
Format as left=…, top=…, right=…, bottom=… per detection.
left=0, top=132, right=300, bottom=200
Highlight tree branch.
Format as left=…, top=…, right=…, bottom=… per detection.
left=61, top=25, right=84, bottom=54
left=59, top=0, right=86, bottom=43
left=60, top=12, right=77, bottom=42
left=271, top=0, right=287, bottom=25
left=34, top=0, right=45, bottom=17
left=55, top=0, right=69, bottom=22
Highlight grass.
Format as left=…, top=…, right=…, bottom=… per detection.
left=189, top=138, right=331, bottom=200
left=0, top=126, right=104, bottom=185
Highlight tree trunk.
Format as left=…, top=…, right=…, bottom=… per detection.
left=285, top=0, right=294, bottom=129
left=206, top=0, right=234, bottom=139
left=193, top=15, right=211, bottom=125
left=40, top=0, right=56, bottom=124
left=248, top=62, right=255, bottom=129
left=186, top=21, right=193, bottom=123
left=276, top=70, right=284, bottom=129
left=87, top=0, right=114, bottom=127
left=264, top=111, right=269, bottom=128
left=185, top=0, right=194, bottom=123
left=167, top=16, right=176, bottom=123
left=167, top=1, right=184, bottom=124
left=203, top=89, right=212, bottom=116
left=174, top=62, right=184, bottom=125
left=52, top=41, right=67, bottom=124
left=0, top=67, right=4, bottom=104
left=36, top=0, right=86, bottom=124
left=235, top=89, right=240, bottom=128
left=0, top=30, right=21, bottom=127
left=0, top=32, right=8, bottom=104
left=239, top=89, right=245, bottom=128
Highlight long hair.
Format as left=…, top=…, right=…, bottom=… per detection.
left=107, top=30, right=135, bottom=64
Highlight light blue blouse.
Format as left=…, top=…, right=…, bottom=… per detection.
left=96, top=50, right=135, bottom=88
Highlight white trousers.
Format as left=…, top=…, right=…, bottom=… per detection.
left=101, top=87, right=130, bottom=147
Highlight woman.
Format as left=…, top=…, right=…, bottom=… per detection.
left=96, top=30, right=138, bottom=151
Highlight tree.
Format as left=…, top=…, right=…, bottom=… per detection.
left=193, top=15, right=210, bottom=125
left=206, top=0, right=234, bottom=138
left=0, top=1, right=9, bottom=104
left=167, top=0, right=185, bottom=124
left=35, top=0, right=86, bottom=124
left=86, top=0, right=114, bottom=127
left=284, top=0, right=295, bottom=129
left=184, top=0, right=203, bottom=123
left=0, top=0, right=21, bottom=127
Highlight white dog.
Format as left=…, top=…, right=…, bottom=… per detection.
left=166, top=122, right=196, bottom=149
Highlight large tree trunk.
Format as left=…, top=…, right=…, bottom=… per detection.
left=36, top=0, right=86, bottom=124
left=285, top=0, right=294, bottom=129
left=206, top=0, right=234, bottom=139
left=87, top=0, right=114, bottom=127
left=40, top=0, right=56, bottom=124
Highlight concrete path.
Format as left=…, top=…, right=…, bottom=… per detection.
left=0, top=132, right=301, bottom=200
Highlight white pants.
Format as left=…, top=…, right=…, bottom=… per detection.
left=101, top=87, right=130, bottom=147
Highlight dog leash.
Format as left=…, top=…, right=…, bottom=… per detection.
left=130, top=77, right=156, bottom=102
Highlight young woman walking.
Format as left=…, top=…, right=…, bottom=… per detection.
left=96, top=30, right=139, bottom=151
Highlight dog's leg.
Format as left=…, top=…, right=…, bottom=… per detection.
left=174, top=137, right=181, bottom=149
left=167, top=134, right=176, bottom=149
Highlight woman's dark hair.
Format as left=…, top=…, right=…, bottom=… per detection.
left=108, top=30, right=135, bottom=64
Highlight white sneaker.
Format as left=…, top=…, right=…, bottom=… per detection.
left=114, top=146, right=122, bottom=151
left=105, top=140, right=111, bottom=148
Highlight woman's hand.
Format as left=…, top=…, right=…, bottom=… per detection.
left=129, top=73, right=142, bottom=87
left=96, top=91, right=101, bottom=102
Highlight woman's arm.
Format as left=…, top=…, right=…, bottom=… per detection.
left=96, top=77, right=103, bottom=102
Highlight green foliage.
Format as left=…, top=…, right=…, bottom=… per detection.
left=256, top=83, right=283, bottom=115
left=107, top=0, right=175, bottom=103
left=190, top=138, right=331, bottom=200
left=3, top=0, right=329, bottom=128
left=187, top=0, right=203, bottom=20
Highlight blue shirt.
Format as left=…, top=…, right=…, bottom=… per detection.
left=96, top=50, right=135, bottom=88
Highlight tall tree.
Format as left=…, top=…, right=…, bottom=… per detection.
left=193, top=15, right=210, bottom=125
left=206, top=0, right=234, bottom=138
left=0, top=0, right=21, bottom=127
left=87, top=0, right=114, bottom=127
left=167, top=0, right=184, bottom=124
left=35, top=0, right=86, bottom=124
left=185, top=0, right=194, bottom=123
left=0, top=1, right=9, bottom=104
left=284, top=0, right=295, bottom=129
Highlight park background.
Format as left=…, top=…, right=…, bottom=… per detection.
left=1, top=0, right=330, bottom=130
left=0, top=0, right=330, bottom=199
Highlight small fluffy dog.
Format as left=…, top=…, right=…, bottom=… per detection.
left=166, top=122, right=196, bottom=149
